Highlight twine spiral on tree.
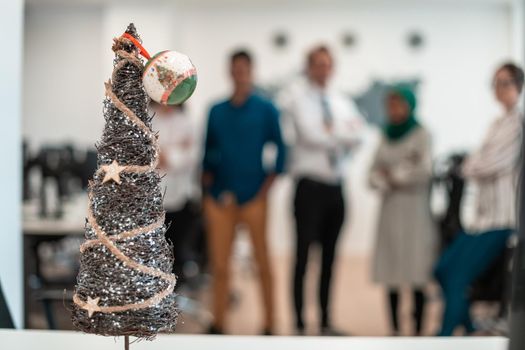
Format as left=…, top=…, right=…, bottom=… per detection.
left=71, top=24, right=178, bottom=339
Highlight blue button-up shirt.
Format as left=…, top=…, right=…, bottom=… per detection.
left=203, top=94, right=286, bottom=204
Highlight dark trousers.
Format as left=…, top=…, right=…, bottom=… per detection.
left=165, top=200, right=200, bottom=282
left=388, top=288, right=426, bottom=335
left=434, top=228, right=513, bottom=336
left=293, top=177, right=345, bottom=330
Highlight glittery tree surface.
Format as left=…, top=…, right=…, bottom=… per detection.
left=71, top=23, right=178, bottom=338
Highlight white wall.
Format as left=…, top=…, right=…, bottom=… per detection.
left=23, top=5, right=104, bottom=150
left=511, top=0, right=525, bottom=63
left=178, top=1, right=511, bottom=154
left=101, top=3, right=181, bottom=80
left=175, top=1, right=515, bottom=254
left=0, top=0, right=23, bottom=328
left=23, top=1, right=520, bottom=256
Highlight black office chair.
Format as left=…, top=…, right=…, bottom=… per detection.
left=433, top=153, right=466, bottom=250
left=0, top=280, right=15, bottom=328
left=27, top=145, right=96, bottom=329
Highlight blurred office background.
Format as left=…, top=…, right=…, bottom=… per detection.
left=1, top=0, right=524, bottom=337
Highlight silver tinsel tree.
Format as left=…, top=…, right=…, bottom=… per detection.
left=71, top=24, right=178, bottom=338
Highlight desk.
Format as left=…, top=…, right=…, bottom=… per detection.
left=23, top=196, right=87, bottom=328
left=0, top=330, right=509, bottom=350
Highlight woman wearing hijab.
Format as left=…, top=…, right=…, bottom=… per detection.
left=434, top=63, right=524, bottom=336
left=368, top=86, right=437, bottom=336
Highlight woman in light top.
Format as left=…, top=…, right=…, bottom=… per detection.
left=369, top=86, right=437, bottom=336
left=435, top=63, right=523, bottom=336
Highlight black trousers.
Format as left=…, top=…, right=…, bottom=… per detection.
left=165, top=200, right=201, bottom=283
left=293, top=177, right=345, bottom=329
left=388, top=288, right=426, bottom=335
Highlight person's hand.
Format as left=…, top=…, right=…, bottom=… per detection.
left=379, top=167, right=390, bottom=179
left=345, top=118, right=363, bottom=131
left=157, top=151, right=167, bottom=170
left=258, top=173, right=277, bottom=199
left=180, top=137, right=192, bottom=149
left=202, top=172, right=214, bottom=190
left=380, top=167, right=399, bottom=189
left=407, top=151, right=421, bottom=164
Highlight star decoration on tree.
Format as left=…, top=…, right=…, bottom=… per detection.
left=101, top=160, right=126, bottom=184
left=71, top=24, right=179, bottom=338
left=83, top=296, right=101, bottom=317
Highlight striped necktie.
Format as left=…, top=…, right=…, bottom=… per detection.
left=321, top=94, right=337, bottom=169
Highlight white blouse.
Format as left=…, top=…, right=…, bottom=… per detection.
left=152, top=110, right=201, bottom=212
left=462, top=108, right=522, bottom=233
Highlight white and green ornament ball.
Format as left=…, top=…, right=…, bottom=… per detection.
left=143, top=50, right=197, bottom=105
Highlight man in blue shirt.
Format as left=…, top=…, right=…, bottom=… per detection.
left=202, top=50, right=286, bottom=335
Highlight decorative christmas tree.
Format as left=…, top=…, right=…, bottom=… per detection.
left=71, top=24, right=178, bottom=339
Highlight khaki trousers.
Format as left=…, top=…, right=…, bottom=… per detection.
left=204, top=195, right=274, bottom=331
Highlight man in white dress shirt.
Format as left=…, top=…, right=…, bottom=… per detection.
left=279, top=45, right=363, bottom=335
